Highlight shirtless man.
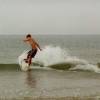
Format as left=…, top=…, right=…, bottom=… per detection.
left=23, top=34, right=41, bottom=66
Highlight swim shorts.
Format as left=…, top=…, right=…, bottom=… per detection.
left=27, top=49, right=37, bottom=58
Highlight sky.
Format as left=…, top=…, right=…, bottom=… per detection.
left=0, top=0, right=100, bottom=35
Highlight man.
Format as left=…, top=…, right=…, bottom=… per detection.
left=23, top=34, right=41, bottom=66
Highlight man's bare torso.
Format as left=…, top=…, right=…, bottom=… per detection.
left=28, top=38, right=37, bottom=49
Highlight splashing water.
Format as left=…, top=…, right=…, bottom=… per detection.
left=34, top=46, right=69, bottom=66
left=18, top=45, right=100, bottom=73
left=18, top=50, right=29, bottom=71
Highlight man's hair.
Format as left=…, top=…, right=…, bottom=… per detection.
left=26, top=34, right=31, bottom=38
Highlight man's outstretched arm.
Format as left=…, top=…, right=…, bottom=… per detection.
left=35, top=42, right=42, bottom=51
left=23, top=38, right=30, bottom=42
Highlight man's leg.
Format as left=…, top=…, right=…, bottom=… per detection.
left=27, top=49, right=37, bottom=65
left=24, top=50, right=31, bottom=63
left=28, top=57, right=32, bottom=66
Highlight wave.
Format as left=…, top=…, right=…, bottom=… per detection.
left=33, top=45, right=100, bottom=73
left=17, top=45, right=100, bottom=73
left=0, top=64, right=19, bottom=70
left=0, top=45, right=99, bottom=73
left=0, top=62, right=100, bottom=73
left=0, top=62, right=43, bottom=70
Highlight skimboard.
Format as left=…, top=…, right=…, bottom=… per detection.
left=18, top=50, right=30, bottom=71
left=20, top=59, right=30, bottom=71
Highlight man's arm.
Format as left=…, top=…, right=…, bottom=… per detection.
left=23, top=38, right=30, bottom=42
left=34, top=40, right=41, bottom=51
left=36, top=42, right=42, bottom=51
left=32, top=38, right=42, bottom=51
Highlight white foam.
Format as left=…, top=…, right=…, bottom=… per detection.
left=34, top=45, right=69, bottom=66
left=18, top=45, right=100, bottom=73
left=70, top=64, right=100, bottom=73
left=18, top=50, right=28, bottom=66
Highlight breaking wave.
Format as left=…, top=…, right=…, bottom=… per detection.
left=18, top=45, right=100, bottom=73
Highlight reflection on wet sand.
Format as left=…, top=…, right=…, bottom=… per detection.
left=26, top=70, right=36, bottom=88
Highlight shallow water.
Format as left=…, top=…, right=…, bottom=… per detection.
left=1, top=68, right=100, bottom=99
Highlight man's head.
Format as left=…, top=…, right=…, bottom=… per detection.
left=26, top=34, right=31, bottom=38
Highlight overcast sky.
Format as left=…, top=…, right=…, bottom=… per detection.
left=0, top=0, right=100, bottom=35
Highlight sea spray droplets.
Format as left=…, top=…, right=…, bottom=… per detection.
left=34, top=45, right=100, bottom=73
left=34, top=46, right=69, bottom=66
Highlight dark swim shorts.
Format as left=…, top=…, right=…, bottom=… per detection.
left=27, top=49, right=37, bottom=58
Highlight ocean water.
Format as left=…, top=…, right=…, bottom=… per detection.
left=0, top=34, right=100, bottom=64
left=0, top=34, right=100, bottom=99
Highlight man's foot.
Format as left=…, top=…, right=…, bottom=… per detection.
left=24, top=59, right=28, bottom=63
left=24, top=59, right=27, bottom=61
left=24, top=58, right=32, bottom=66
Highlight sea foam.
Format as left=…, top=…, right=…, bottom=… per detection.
left=18, top=45, right=100, bottom=73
